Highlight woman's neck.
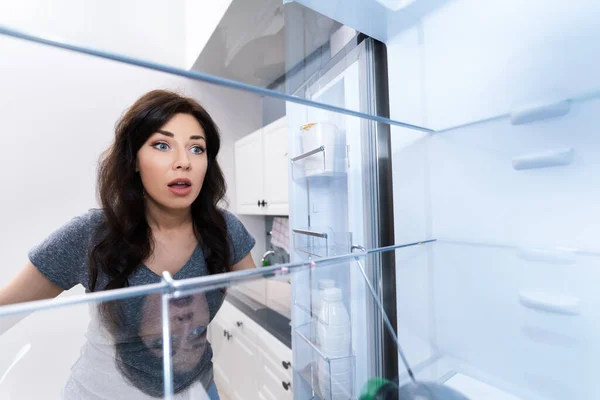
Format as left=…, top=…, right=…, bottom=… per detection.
left=145, top=200, right=193, bottom=233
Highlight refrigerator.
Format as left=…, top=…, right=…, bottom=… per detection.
left=286, top=0, right=600, bottom=399
left=284, top=27, right=404, bottom=397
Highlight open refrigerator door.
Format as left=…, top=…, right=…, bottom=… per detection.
left=286, top=36, right=392, bottom=399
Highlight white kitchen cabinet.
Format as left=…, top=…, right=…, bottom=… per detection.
left=209, top=312, right=233, bottom=392
left=261, top=116, right=289, bottom=216
left=208, top=300, right=292, bottom=400
left=234, top=129, right=265, bottom=215
left=256, top=322, right=293, bottom=400
left=229, top=330, right=259, bottom=400
left=234, top=116, right=289, bottom=216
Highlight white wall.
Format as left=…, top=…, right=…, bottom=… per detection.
left=0, top=0, right=235, bottom=71
left=0, top=32, right=264, bottom=398
left=388, top=1, right=600, bottom=398
left=0, top=0, right=186, bottom=67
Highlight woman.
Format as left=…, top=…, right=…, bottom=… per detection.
left=0, top=90, right=255, bottom=398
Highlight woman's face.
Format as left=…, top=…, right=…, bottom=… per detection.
left=139, top=293, right=210, bottom=373
left=136, top=113, right=208, bottom=211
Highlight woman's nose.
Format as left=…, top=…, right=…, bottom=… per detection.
left=174, top=312, right=194, bottom=323
left=174, top=150, right=191, bottom=170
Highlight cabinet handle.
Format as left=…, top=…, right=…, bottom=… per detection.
left=281, top=361, right=291, bottom=369
left=260, top=200, right=267, bottom=207
left=282, top=381, right=291, bottom=391
left=257, top=200, right=261, bottom=207
left=236, top=321, right=243, bottom=327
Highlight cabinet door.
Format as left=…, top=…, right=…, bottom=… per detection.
left=259, top=348, right=293, bottom=400
left=208, top=315, right=232, bottom=398
left=235, top=129, right=264, bottom=215
left=230, top=330, right=259, bottom=400
left=262, top=116, right=289, bottom=216
left=258, top=389, right=276, bottom=400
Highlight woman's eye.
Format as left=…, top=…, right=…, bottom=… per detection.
left=190, top=326, right=207, bottom=338
left=190, top=145, right=205, bottom=155
left=152, top=142, right=170, bottom=151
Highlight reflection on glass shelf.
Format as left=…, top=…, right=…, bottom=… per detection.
left=7, top=238, right=599, bottom=399
left=0, top=293, right=176, bottom=399
left=0, top=242, right=432, bottom=400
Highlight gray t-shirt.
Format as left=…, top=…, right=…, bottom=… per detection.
left=28, top=208, right=256, bottom=399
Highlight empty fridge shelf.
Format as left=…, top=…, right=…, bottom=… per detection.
left=293, top=228, right=352, bottom=258
left=291, top=145, right=348, bottom=180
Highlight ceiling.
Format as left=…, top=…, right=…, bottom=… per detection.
left=190, top=0, right=342, bottom=89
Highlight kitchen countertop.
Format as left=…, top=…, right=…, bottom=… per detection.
left=225, top=290, right=292, bottom=348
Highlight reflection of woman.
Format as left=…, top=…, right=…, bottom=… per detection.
left=104, top=292, right=216, bottom=397
left=0, top=90, right=256, bottom=398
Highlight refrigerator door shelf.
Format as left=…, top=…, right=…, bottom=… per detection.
left=294, top=321, right=356, bottom=400
left=292, top=228, right=353, bottom=258
left=291, top=144, right=349, bottom=181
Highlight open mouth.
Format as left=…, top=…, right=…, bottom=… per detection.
left=167, top=178, right=193, bottom=195
left=168, top=181, right=191, bottom=188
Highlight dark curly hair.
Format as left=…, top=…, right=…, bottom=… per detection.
left=88, top=89, right=231, bottom=291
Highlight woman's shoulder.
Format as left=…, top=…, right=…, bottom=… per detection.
left=63, top=208, right=107, bottom=235
left=86, top=208, right=107, bottom=227
left=219, top=207, right=237, bottom=223
left=219, top=208, right=246, bottom=235
left=28, top=208, right=107, bottom=291
left=218, top=208, right=256, bottom=263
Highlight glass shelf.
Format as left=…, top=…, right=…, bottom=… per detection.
left=3, top=239, right=594, bottom=399
left=3, top=1, right=600, bottom=133
left=0, top=4, right=432, bottom=133
left=0, top=242, right=431, bottom=400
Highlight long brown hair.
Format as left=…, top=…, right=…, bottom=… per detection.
left=89, top=90, right=230, bottom=291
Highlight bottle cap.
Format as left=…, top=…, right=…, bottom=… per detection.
left=323, top=287, right=342, bottom=301
left=318, top=279, right=336, bottom=290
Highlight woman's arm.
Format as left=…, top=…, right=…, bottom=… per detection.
left=0, top=261, right=63, bottom=306
left=231, top=253, right=256, bottom=271
left=0, top=262, right=63, bottom=335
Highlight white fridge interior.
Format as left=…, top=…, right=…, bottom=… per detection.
left=386, top=2, right=600, bottom=400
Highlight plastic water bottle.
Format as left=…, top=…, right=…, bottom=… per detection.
left=314, top=279, right=336, bottom=320
left=317, top=287, right=352, bottom=400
